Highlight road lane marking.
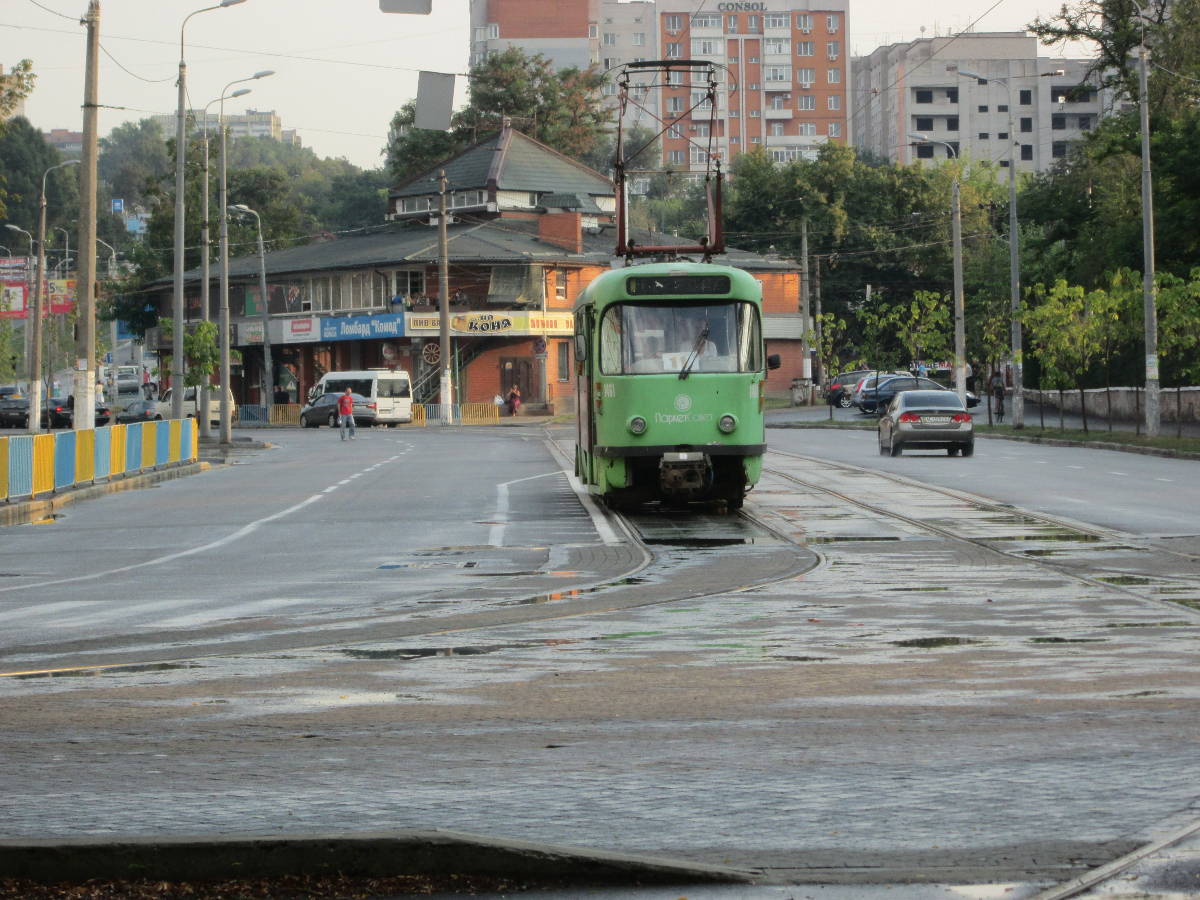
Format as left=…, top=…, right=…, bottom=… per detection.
left=1155, top=478, right=1173, bottom=482
left=1067, top=465, right=1083, bottom=469
left=489, top=471, right=562, bottom=547
left=1109, top=472, right=1129, bottom=477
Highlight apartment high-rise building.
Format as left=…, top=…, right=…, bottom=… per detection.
left=654, top=0, right=850, bottom=174
left=469, top=0, right=600, bottom=69
left=852, top=33, right=1111, bottom=172
left=151, top=108, right=293, bottom=144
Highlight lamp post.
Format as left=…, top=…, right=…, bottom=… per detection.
left=1134, top=13, right=1160, bottom=436
left=228, top=203, right=272, bottom=422
left=172, top=0, right=247, bottom=421
left=217, top=69, right=274, bottom=443
left=198, top=87, right=251, bottom=440
left=957, top=67, right=1065, bottom=428
left=54, top=226, right=71, bottom=277
left=909, top=133, right=965, bottom=404
left=30, top=159, right=81, bottom=433
left=95, top=237, right=118, bottom=401
left=5, top=225, right=34, bottom=386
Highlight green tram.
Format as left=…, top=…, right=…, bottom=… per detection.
left=573, top=262, right=781, bottom=510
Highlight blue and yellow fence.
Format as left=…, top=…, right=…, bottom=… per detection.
left=0, top=418, right=198, bottom=503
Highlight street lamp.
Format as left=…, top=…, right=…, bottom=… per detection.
left=1132, top=3, right=1160, bottom=435
left=957, top=67, right=1064, bottom=429
left=5, top=224, right=34, bottom=385
left=908, top=133, right=966, bottom=405
left=217, top=69, right=274, bottom=443
left=172, top=0, right=247, bottom=421
left=228, top=203, right=272, bottom=422
left=54, top=225, right=71, bottom=278
left=197, top=87, right=251, bottom=440
left=29, top=159, right=81, bottom=433
left=95, top=237, right=118, bottom=400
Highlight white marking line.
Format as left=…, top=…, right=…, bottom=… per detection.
left=1155, top=477, right=1173, bottom=482
left=1067, top=465, right=1083, bottom=469
left=1109, top=471, right=1129, bottom=477
left=541, top=438, right=621, bottom=546
left=0, top=457, right=394, bottom=594
left=489, top=471, right=562, bottom=548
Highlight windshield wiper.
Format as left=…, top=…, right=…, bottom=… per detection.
left=678, top=324, right=709, bottom=380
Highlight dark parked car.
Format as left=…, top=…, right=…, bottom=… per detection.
left=824, top=370, right=873, bottom=408
left=299, top=392, right=377, bottom=428
left=856, top=375, right=980, bottom=414
left=116, top=399, right=164, bottom=424
left=0, top=385, right=20, bottom=400
left=0, top=396, right=27, bottom=428
left=878, top=390, right=974, bottom=456
left=0, top=397, right=112, bottom=429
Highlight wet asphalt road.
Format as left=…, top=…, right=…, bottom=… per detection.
left=2, top=424, right=1200, bottom=892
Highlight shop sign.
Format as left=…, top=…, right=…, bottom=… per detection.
left=405, top=310, right=574, bottom=337
left=320, top=312, right=406, bottom=342
left=278, top=316, right=320, bottom=343
left=238, top=320, right=264, bottom=345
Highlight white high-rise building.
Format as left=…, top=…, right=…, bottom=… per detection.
left=852, top=33, right=1111, bottom=172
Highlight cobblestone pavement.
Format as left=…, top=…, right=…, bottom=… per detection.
left=2, top=443, right=1199, bottom=886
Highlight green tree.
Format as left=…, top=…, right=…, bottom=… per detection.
left=98, top=118, right=171, bottom=215
left=890, top=290, right=952, bottom=376
left=0, top=59, right=36, bottom=220
left=1155, top=269, right=1200, bottom=436
left=0, top=116, right=78, bottom=234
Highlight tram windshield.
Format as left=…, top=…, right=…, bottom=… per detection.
left=599, top=302, right=762, bottom=375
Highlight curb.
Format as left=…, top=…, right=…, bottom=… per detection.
left=0, top=830, right=760, bottom=887
left=0, top=462, right=207, bottom=528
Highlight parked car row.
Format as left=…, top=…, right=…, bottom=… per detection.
left=0, top=396, right=113, bottom=429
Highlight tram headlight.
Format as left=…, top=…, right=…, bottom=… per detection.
left=718, top=414, right=737, bottom=434
left=628, top=415, right=648, bottom=435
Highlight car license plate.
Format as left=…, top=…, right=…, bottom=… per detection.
left=924, top=416, right=950, bottom=424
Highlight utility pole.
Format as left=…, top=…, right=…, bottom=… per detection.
left=800, top=217, right=811, bottom=396
left=813, top=255, right=823, bottom=388
left=437, top=170, right=452, bottom=414
left=74, top=0, right=100, bottom=430
left=1137, top=39, right=1160, bottom=436
left=951, top=176, right=966, bottom=404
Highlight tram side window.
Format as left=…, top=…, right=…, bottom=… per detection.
left=599, top=308, right=624, bottom=374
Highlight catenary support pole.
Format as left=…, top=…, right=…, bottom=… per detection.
left=74, top=0, right=101, bottom=431
left=1138, top=39, right=1160, bottom=436
left=438, top=170, right=452, bottom=413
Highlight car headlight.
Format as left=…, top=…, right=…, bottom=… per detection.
left=628, top=415, right=647, bottom=435
left=718, top=414, right=737, bottom=434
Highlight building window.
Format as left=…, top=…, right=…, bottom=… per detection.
left=603, top=32, right=617, bottom=45
left=1021, top=144, right=1033, bottom=160
left=729, top=109, right=739, bottom=117
left=1019, top=89, right=1032, bottom=104
left=750, top=136, right=761, bottom=144
left=797, top=68, right=815, bottom=86
left=668, top=150, right=686, bottom=164
left=978, top=132, right=989, bottom=140
left=798, top=95, right=815, bottom=110
left=692, top=38, right=719, bottom=55
left=666, top=42, right=681, bottom=58
left=826, top=14, right=839, bottom=31
left=749, top=82, right=759, bottom=90
left=749, top=109, right=761, bottom=117
left=1052, top=141, right=1067, bottom=158
left=667, top=124, right=683, bottom=138
left=747, top=16, right=760, bottom=32
left=589, top=23, right=598, bottom=37
left=796, top=13, right=812, bottom=30
left=664, top=15, right=682, bottom=32
left=915, top=116, right=933, bottom=131
left=667, top=69, right=684, bottom=85
left=1020, top=117, right=1033, bottom=132
left=601, top=81, right=617, bottom=96
left=771, top=121, right=785, bottom=136
left=726, top=15, right=737, bottom=32
left=999, top=159, right=1009, bottom=167
left=632, top=32, right=645, bottom=46
left=948, top=141, right=959, bottom=156
left=998, top=104, right=1008, bottom=112
left=748, top=57, right=758, bottom=63
left=556, top=340, right=570, bottom=381
left=668, top=96, right=684, bottom=113
left=765, top=66, right=791, bottom=83
left=692, top=90, right=713, bottom=110
left=1052, top=115, right=1066, bottom=130
left=799, top=121, right=816, bottom=135
left=765, top=13, right=789, bottom=28
left=728, top=55, right=738, bottom=63
left=1079, top=115, right=1093, bottom=130
left=695, top=123, right=710, bottom=137
left=828, top=122, right=841, bottom=137
left=915, top=89, right=933, bottom=103
left=796, top=41, right=814, bottom=56
left=917, top=144, right=934, bottom=158
left=769, top=94, right=789, bottom=109
left=827, top=95, right=840, bottom=110
left=827, top=42, right=839, bottom=59
left=946, top=87, right=958, bottom=103
left=485, top=22, right=499, bottom=39
left=555, top=269, right=568, bottom=299
left=730, top=136, right=740, bottom=144
left=946, top=116, right=958, bottom=131
left=765, top=39, right=790, bottom=54
left=694, top=13, right=720, bottom=27
left=978, top=104, right=988, bottom=113
left=827, top=68, right=840, bottom=84
left=998, top=131, right=1009, bottom=140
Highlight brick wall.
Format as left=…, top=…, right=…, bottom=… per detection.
left=537, top=212, right=583, bottom=253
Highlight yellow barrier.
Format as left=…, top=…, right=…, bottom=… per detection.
left=169, top=419, right=182, bottom=462
left=0, top=436, right=7, bottom=500
left=411, top=404, right=427, bottom=427
left=142, top=420, right=156, bottom=467
left=269, top=404, right=301, bottom=425
left=461, top=402, right=500, bottom=425
left=192, top=420, right=199, bottom=460
left=111, top=424, right=126, bottom=476
left=75, top=429, right=96, bottom=483
left=32, top=433, right=55, bottom=495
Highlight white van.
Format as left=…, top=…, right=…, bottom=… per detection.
left=309, top=369, right=412, bottom=425
left=157, top=386, right=238, bottom=426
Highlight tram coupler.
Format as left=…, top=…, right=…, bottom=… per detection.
left=659, top=451, right=712, bottom=498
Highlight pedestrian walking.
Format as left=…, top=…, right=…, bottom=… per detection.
left=506, top=384, right=521, bottom=417
left=337, top=387, right=356, bottom=440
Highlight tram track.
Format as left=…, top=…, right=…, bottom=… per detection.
left=760, top=447, right=1200, bottom=619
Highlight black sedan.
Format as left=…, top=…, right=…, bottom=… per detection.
left=878, top=390, right=974, bottom=456
left=857, top=375, right=980, bottom=414
left=116, top=399, right=164, bottom=424
left=299, top=392, right=377, bottom=428
left=0, top=396, right=27, bottom=428
left=0, top=397, right=112, bottom=429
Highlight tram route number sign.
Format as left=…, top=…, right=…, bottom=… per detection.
left=626, top=275, right=731, bottom=296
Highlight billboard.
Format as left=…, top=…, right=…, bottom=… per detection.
left=0, top=277, right=74, bottom=318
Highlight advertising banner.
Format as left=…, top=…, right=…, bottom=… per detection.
left=245, top=282, right=309, bottom=317
left=47, top=279, right=76, bottom=314
left=320, top=313, right=406, bottom=342
left=404, top=310, right=573, bottom=337
left=1, top=281, right=26, bottom=317
left=274, top=316, right=321, bottom=343
left=237, top=321, right=265, bottom=345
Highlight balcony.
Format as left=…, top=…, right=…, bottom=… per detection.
left=765, top=107, right=792, bottom=119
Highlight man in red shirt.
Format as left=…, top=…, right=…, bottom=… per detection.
left=337, top=387, right=356, bottom=440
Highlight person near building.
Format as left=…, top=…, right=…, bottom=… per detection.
left=989, top=370, right=1006, bottom=423
left=273, top=385, right=289, bottom=404
left=506, top=384, right=522, bottom=417
left=337, top=386, right=356, bottom=440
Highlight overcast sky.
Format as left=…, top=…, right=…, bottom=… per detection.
left=5, top=0, right=1086, bottom=170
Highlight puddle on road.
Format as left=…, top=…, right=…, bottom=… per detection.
left=1102, top=621, right=1194, bottom=628
left=10, top=661, right=201, bottom=680
left=886, top=586, right=949, bottom=592
left=889, top=637, right=983, bottom=648
left=1097, top=575, right=1155, bottom=585
left=642, top=538, right=755, bottom=548
left=1029, top=637, right=1107, bottom=644
left=987, top=532, right=1102, bottom=543
left=806, top=536, right=902, bottom=544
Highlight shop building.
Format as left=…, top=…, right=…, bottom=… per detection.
left=149, top=126, right=805, bottom=410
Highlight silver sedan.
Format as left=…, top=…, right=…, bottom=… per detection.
left=878, top=390, right=974, bottom=457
